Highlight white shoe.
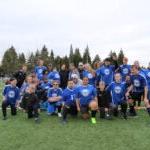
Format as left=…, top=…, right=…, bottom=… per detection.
left=58, top=113, right=62, bottom=118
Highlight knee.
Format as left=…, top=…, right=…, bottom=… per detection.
left=89, top=101, right=98, bottom=110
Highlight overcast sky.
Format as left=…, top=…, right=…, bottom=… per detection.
left=0, top=0, right=150, bottom=66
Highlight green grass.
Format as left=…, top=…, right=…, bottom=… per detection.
left=0, top=82, right=150, bottom=150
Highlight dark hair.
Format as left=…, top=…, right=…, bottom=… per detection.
left=10, top=77, right=16, bottom=82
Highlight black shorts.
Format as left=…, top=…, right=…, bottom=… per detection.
left=65, top=105, right=78, bottom=116
left=131, top=92, right=143, bottom=101
left=80, top=105, right=89, bottom=114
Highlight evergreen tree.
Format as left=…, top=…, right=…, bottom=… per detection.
left=69, top=44, right=74, bottom=63
left=18, top=53, right=26, bottom=67
left=27, top=52, right=35, bottom=71
left=92, top=54, right=101, bottom=64
left=118, top=49, right=125, bottom=65
left=50, top=49, right=55, bottom=65
left=1, top=46, right=18, bottom=75
left=83, top=45, right=91, bottom=64
left=73, top=48, right=82, bottom=67
left=40, top=45, right=49, bottom=66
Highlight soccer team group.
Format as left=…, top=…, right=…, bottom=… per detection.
left=1, top=56, right=150, bottom=124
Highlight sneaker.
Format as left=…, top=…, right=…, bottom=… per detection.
left=105, top=114, right=112, bottom=120
left=3, top=116, right=7, bottom=120
left=61, top=119, right=67, bottom=125
left=35, top=118, right=40, bottom=124
left=58, top=113, right=62, bottom=118
left=91, top=118, right=97, bottom=124
left=123, top=114, right=127, bottom=120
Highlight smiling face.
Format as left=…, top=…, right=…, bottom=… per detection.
left=114, top=73, right=121, bottom=83
left=123, top=57, right=128, bottom=65
left=82, top=77, right=89, bottom=86
left=99, top=81, right=105, bottom=91
left=11, top=79, right=17, bottom=86
left=68, top=80, right=74, bottom=89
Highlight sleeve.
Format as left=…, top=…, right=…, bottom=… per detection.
left=21, top=94, right=27, bottom=109
left=106, top=83, right=112, bottom=92
left=59, top=89, right=63, bottom=97
left=2, top=86, right=7, bottom=96
left=92, top=87, right=97, bottom=97
left=16, top=88, right=20, bottom=101
left=62, top=90, right=66, bottom=102
left=75, top=87, right=79, bottom=99
left=47, top=89, right=52, bottom=98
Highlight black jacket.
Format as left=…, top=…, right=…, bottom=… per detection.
left=21, top=92, right=39, bottom=109
left=59, top=70, right=69, bottom=89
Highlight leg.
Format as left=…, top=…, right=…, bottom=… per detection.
left=81, top=105, right=90, bottom=120
left=33, top=104, right=39, bottom=118
left=144, top=90, right=150, bottom=116
left=62, top=105, right=69, bottom=121
left=120, top=101, right=127, bottom=119
left=27, top=106, right=33, bottom=119
left=10, top=104, right=17, bottom=116
left=100, top=107, right=105, bottom=118
left=89, top=101, right=98, bottom=124
left=2, top=101, right=9, bottom=118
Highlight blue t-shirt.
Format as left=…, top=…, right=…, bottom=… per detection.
left=107, top=82, right=127, bottom=104
left=34, top=66, right=47, bottom=80
left=130, top=73, right=147, bottom=93
left=3, top=85, right=20, bottom=104
left=119, top=64, right=131, bottom=81
left=62, top=87, right=77, bottom=106
left=76, top=85, right=96, bottom=105
left=47, top=71, right=60, bottom=84
left=83, top=70, right=95, bottom=86
left=96, top=65, right=115, bottom=86
left=47, top=88, right=63, bottom=103
left=142, top=69, right=150, bottom=90
left=40, top=82, right=51, bottom=91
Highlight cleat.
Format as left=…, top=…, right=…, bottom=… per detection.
left=58, top=113, right=62, bottom=118
left=91, top=118, right=97, bottom=124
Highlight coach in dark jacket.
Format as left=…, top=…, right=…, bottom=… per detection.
left=59, top=64, right=69, bottom=89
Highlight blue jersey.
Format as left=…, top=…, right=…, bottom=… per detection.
left=96, top=65, right=115, bottom=86
left=34, top=66, right=47, bottom=80
left=40, top=82, right=51, bottom=91
left=119, top=64, right=131, bottom=81
left=130, top=73, right=147, bottom=93
left=83, top=70, right=95, bottom=86
left=3, top=85, right=20, bottom=104
left=142, top=69, right=150, bottom=90
left=76, top=85, right=96, bottom=105
left=62, top=87, right=76, bottom=106
left=107, top=82, right=127, bottom=104
left=47, top=71, right=60, bottom=84
left=47, top=88, right=63, bottom=101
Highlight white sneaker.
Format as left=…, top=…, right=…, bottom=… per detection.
left=58, top=113, right=62, bottom=118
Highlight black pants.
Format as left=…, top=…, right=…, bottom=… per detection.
left=62, top=105, right=78, bottom=120
left=2, top=101, right=17, bottom=117
left=110, top=102, right=127, bottom=117
left=27, top=104, right=39, bottom=119
left=131, top=92, right=143, bottom=107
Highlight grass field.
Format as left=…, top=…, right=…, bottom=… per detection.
left=0, top=81, right=150, bottom=150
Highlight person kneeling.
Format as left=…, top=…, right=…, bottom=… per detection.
left=62, top=80, right=78, bottom=124
left=21, top=84, right=40, bottom=123
left=2, top=78, right=20, bottom=120
left=97, top=81, right=111, bottom=119
left=76, top=77, right=98, bottom=124
left=107, top=73, right=128, bottom=120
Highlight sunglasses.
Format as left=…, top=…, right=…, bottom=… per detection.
left=53, top=84, right=59, bottom=86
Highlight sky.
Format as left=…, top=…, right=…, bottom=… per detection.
left=0, top=0, right=150, bottom=66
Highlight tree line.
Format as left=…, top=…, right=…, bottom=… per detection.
left=0, top=44, right=125, bottom=76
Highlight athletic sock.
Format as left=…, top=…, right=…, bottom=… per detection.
left=91, top=110, right=97, bottom=118
left=147, top=108, right=150, bottom=116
